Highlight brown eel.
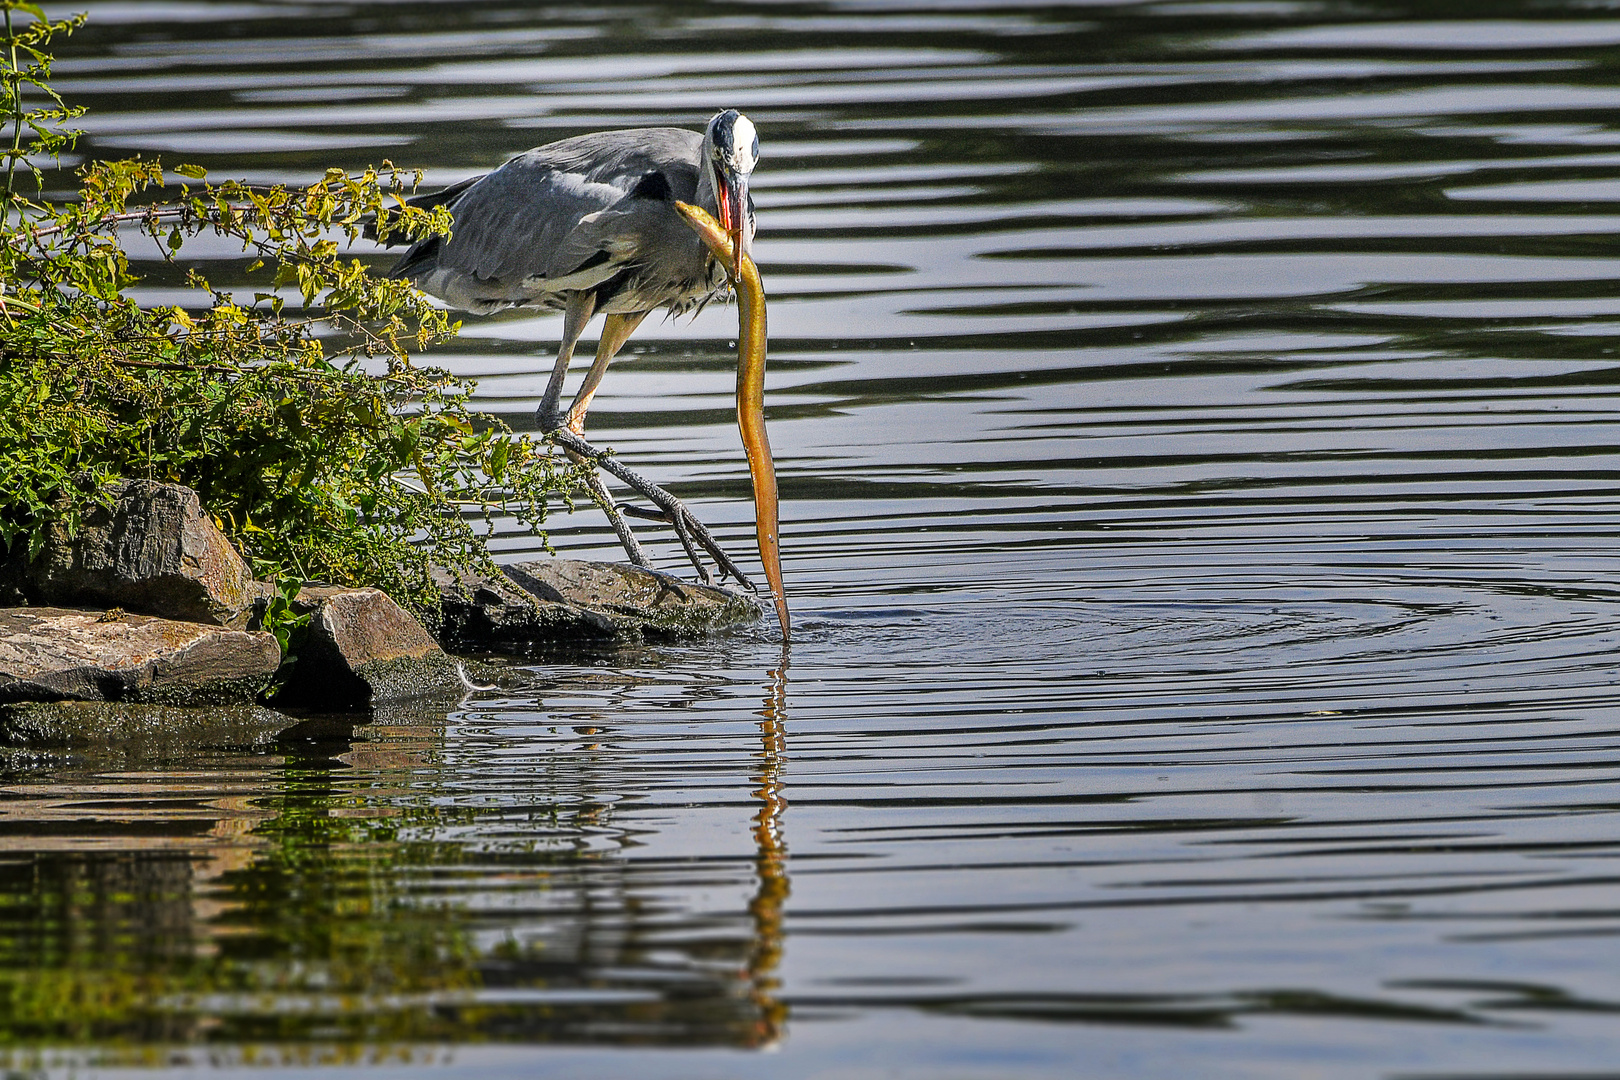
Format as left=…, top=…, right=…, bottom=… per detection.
left=673, top=200, right=790, bottom=642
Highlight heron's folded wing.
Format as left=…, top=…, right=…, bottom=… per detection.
left=541, top=186, right=708, bottom=282
left=432, top=159, right=630, bottom=286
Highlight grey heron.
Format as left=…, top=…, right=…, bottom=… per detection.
left=377, top=110, right=787, bottom=634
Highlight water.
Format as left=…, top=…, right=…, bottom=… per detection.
left=7, top=2, right=1620, bottom=1076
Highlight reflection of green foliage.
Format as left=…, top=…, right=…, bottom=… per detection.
left=0, top=7, right=583, bottom=613
left=230, top=762, right=484, bottom=1001
left=0, top=759, right=492, bottom=1048
left=0, top=749, right=775, bottom=1054
left=0, top=856, right=197, bottom=1045
left=0, top=971, right=168, bottom=1041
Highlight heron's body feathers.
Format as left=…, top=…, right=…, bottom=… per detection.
left=385, top=127, right=750, bottom=318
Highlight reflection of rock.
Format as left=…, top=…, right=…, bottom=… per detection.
left=274, top=587, right=460, bottom=709
left=0, top=700, right=292, bottom=752
left=0, top=751, right=282, bottom=998
left=0, top=663, right=792, bottom=1051
left=503, top=559, right=761, bottom=640
left=2, top=480, right=271, bottom=629
left=427, top=564, right=618, bottom=650
left=0, top=607, right=280, bottom=705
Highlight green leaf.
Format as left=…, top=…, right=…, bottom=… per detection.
left=172, top=163, right=207, bottom=180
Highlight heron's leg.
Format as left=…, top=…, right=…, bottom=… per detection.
left=583, top=470, right=649, bottom=567
left=565, top=310, right=651, bottom=435
left=535, top=291, right=597, bottom=431
left=562, top=310, right=653, bottom=567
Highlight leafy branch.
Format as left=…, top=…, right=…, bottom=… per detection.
left=0, top=9, right=588, bottom=614
left=0, top=1, right=82, bottom=202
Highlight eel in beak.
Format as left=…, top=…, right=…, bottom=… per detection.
left=674, top=200, right=789, bottom=642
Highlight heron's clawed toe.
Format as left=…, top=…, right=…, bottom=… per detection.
left=583, top=471, right=650, bottom=568
left=616, top=483, right=748, bottom=588
left=548, top=429, right=758, bottom=593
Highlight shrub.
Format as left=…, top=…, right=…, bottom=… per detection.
left=0, top=3, right=579, bottom=613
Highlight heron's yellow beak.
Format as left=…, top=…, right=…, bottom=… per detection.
left=713, top=165, right=751, bottom=280
left=674, top=200, right=789, bottom=642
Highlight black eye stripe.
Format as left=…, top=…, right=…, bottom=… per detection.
left=707, top=111, right=755, bottom=166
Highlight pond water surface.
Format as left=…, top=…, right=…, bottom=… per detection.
left=10, top=2, right=1620, bottom=1077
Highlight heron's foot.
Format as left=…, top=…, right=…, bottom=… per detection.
left=617, top=502, right=717, bottom=587
left=535, top=407, right=565, bottom=434
left=547, top=429, right=757, bottom=592
left=584, top=469, right=650, bottom=569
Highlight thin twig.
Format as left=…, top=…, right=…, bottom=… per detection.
left=24, top=205, right=187, bottom=241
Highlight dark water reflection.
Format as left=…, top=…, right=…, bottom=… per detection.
left=8, top=1, right=1620, bottom=1076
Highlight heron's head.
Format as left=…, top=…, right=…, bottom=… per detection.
left=702, top=109, right=758, bottom=265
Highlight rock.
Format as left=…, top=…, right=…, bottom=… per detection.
left=427, top=564, right=618, bottom=650
left=0, top=607, right=280, bottom=706
left=274, top=587, right=460, bottom=709
left=502, top=559, right=761, bottom=641
left=0, top=700, right=294, bottom=752
left=5, top=480, right=271, bottom=629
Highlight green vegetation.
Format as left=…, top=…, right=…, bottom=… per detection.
left=0, top=2, right=578, bottom=612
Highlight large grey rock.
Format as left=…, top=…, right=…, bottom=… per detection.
left=0, top=607, right=280, bottom=705
left=0, top=700, right=294, bottom=752
left=6, top=480, right=271, bottom=629
left=427, top=564, right=618, bottom=650
left=275, top=586, right=460, bottom=709
left=503, top=559, right=761, bottom=641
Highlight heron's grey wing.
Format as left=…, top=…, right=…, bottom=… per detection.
left=538, top=192, right=697, bottom=283
left=430, top=161, right=630, bottom=286
left=438, top=130, right=704, bottom=281
left=387, top=127, right=707, bottom=307
left=543, top=127, right=703, bottom=187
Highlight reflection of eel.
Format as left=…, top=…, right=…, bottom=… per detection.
left=747, top=658, right=791, bottom=1044
left=675, top=200, right=791, bottom=642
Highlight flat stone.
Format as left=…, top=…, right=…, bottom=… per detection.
left=427, top=564, right=618, bottom=651
left=0, top=607, right=280, bottom=706
left=0, top=700, right=294, bottom=751
left=502, top=559, right=761, bottom=641
left=275, top=587, right=460, bottom=709
left=5, top=480, right=272, bottom=629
